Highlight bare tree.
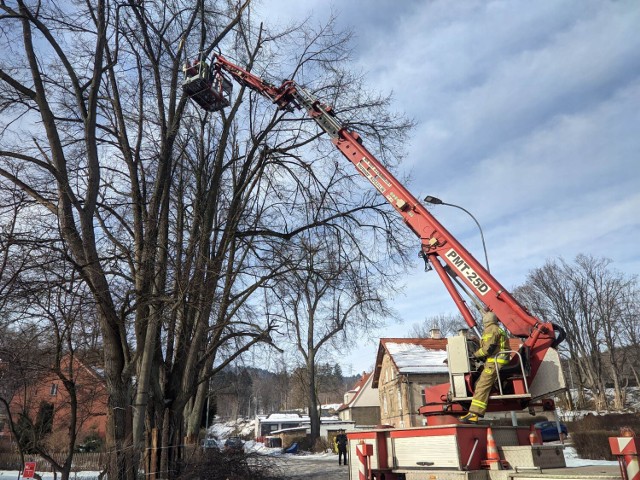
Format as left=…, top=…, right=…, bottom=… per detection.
left=409, top=313, right=468, bottom=338
left=516, top=260, right=605, bottom=409
left=617, top=281, right=640, bottom=388
left=1, top=2, right=413, bottom=476
left=575, top=255, right=637, bottom=410
left=0, top=233, right=110, bottom=478
left=271, top=231, right=396, bottom=443
left=0, top=326, right=48, bottom=471
left=516, top=254, right=638, bottom=411
left=0, top=186, right=34, bottom=313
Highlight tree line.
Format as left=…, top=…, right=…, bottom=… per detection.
left=516, top=254, right=639, bottom=412
left=209, top=363, right=357, bottom=421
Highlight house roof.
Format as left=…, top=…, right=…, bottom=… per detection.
left=373, top=338, right=448, bottom=388
left=372, top=336, right=525, bottom=388
left=337, top=372, right=372, bottom=412
left=258, top=413, right=306, bottom=423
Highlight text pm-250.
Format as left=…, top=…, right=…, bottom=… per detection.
left=445, top=249, right=491, bottom=296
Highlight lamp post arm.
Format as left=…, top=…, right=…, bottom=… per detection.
left=443, top=202, right=491, bottom=273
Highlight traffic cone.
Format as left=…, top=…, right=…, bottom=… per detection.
left=622, top=453, right=640, bottom=480
left=619, top=428, right=640, bottom=480
left=485, top=426, right=502, bottom=470
left=529, top=425, right=541, bottom=445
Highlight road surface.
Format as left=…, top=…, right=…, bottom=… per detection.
left=277, top=453, right=348, bottom=480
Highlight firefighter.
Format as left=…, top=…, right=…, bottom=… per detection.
left=183, top=59, right=199, bottom=78
left=335, top=429, right=348, bottom=465
left=460, top=312, right=510, bottom=424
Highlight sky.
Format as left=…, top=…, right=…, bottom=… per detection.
left=251, top=0, right=640, bottom=376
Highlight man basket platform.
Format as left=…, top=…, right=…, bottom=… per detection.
left=182, top=54, right=232, bottom=112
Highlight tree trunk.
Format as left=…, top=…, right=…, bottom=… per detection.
left=105, top=375, right=135, bottom=480
left=159, top=406, right=183, bottom=480
left=574, top=362, right=587, bottom=409
left=307, top=353, right=320, bottom=444
left=610, top=364, right=625, bottom=410
left=132, top=310, right=161, bottom=448
left=186, top=380, right=209, bottom=440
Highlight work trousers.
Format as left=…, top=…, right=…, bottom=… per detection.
left=469, top=362, right=498, bottom=416
left=338, top=446, right=348, bottom=465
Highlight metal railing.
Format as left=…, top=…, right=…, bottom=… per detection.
left=495, top=349, right=530, bottom=396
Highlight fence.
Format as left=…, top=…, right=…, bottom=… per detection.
left=0, top=452, right=108, bottom=472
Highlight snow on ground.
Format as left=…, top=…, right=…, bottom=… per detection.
left=0, top=446, right=621, bottom=479
left=207, top=417, right=623, bottom=470
left=246, top=439, right=282, bottom=456
left=558, top=387, right=640, bottom=420
left=0, top=417, right=625, bottom=478
left=0, top=472, right=102, bottom=479
left=564, top=445, right=618, bottom=467
left=207, top=416, right=256, bottom=439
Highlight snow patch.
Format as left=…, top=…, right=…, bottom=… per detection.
left=207, top=416, right=256, bottom=439
left=0, top=473, right=102, bottom=479
left=385, top=342, right=449, bottom=373
left=564, top=446, right=618, bottom=467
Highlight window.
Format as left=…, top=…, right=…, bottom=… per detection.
left=261, top=423, right=280, bottom=436
left=35, top=402, right=54, bottom=434
left=50, top=383, right=58, bottom=396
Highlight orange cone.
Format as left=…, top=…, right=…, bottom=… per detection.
left=485, top=426, right=502, bottom=470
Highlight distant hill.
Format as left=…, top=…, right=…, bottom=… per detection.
left=209, top=363, right=362, bottom=419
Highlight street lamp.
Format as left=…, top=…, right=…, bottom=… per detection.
left=423, top=195, right=491, bottom=272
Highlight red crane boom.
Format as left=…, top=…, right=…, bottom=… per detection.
left=183, top=53, right=566, bottom=418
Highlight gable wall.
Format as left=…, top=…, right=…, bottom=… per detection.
left=378, top=352, right=449, bottom=427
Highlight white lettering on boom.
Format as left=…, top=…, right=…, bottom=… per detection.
left=445, top=248, right=491, bottom=296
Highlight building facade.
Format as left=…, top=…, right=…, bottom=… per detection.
left=337, top=372, right=380, bottom=427
left=373, top=337, right=449, bottom=428
left=2, top=355, right=108, bottom=450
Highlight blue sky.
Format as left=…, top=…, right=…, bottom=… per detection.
left=254, top=0, right=640, bottom=375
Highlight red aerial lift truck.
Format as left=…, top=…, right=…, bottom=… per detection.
left=183, top=54, right=624, bottom=480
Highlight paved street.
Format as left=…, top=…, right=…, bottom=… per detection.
left=277, top=453, right=349, bottom=480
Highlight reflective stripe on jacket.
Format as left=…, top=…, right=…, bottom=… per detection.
left=486, top=328, right=510, bottom=365
left=474, top=324, right=510, bottom=365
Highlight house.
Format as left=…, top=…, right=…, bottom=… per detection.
left=2, top=354, right=108, bottom=450
left=337, top=372, right=380, bottom=427
left=373, top=330, right=528, bottom=427
left=255, top=411, right=355, bottom=444
left=269, top=418, right=355, bottom=448
left=373, top=336, right=449, bottom=428
left=255, top=413, right=308, bottom=438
